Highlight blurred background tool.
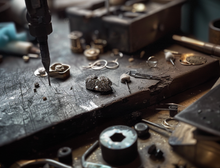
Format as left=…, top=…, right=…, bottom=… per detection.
left=173, top=35, right=220, bottom=57
left=0, top=22, right=39, bottom=56
left=0, top=22, right=27, bottom=46
left=25, top=0, right=53, bottom=86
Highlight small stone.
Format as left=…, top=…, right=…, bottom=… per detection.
left=43, top=97, right=47, bottom=101
left=85, top=75, right=112, bottom=93
left=34, top=88, right=37, bottom=92
left=198, top=109, right=202, bottom=114
left=35, top=82, right=40, bottom=88
left=128, top=58, right=134, bottom=62
left=23, top=55, right=30, bottom=63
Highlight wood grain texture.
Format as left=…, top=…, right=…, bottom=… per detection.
left=0, top=17, right=219, bottom=163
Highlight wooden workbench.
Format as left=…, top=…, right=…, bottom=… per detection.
left=0, top=17, right=219, bottom=164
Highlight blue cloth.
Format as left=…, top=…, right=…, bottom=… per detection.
left=0, top=22, right=27, bottom=46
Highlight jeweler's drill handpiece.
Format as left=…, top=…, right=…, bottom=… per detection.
left=25, top=0, right=53, bottom=86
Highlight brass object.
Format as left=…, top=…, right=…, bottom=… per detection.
left=173, top=35, right=220, bottom=57
left=91, top=39, right=107, bottom=54
left=69, top=31, right=83, bottom=53
left=84, top=48, right=100, bottom=60
left=209, top=18, right=220, bottom=45
left=180, top=53, right=207, bottom=66
left=49, top=63, right=71, bottom=79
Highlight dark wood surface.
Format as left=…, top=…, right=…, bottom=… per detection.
left=0, top=16, right=219, bottom=163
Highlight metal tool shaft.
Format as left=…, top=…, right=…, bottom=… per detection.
left=125, top=81, right=131, bottom=94
left=39, top=37, right=51, bottom=86
left=142, top=119, right=172, bottom=133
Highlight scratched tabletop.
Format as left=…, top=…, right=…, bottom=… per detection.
left=0, top=17, right=219, bottom=163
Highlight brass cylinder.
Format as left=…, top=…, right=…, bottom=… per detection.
left=209, top=18, right=220, bottom=45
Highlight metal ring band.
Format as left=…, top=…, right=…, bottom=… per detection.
left=106, top=60, right=119, bottom=69
left=146, top=56, right=158, bottom=68
left=91, top=60, right=107, bottom=70
left=162, top=118, right=178, bottom=128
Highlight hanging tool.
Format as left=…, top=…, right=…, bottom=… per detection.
left=164, top=51, right=175, bottom=66
left=24, top=0, right=53, bottom=86
left=120, top=73, right=131, bottom=94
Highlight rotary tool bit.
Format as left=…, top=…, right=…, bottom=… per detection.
left=120, top=73, right=131, bottom=94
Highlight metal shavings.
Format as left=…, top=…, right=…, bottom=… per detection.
left=35, top=82, right=40, bottom=88
left=85, top=75, right=112, bottom=93
left=84, top=48, right=100, bottom=60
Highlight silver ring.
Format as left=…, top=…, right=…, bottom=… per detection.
left=162, top=118, right=178, bottom=128
left=106, top=59, right=119, bottom=69
left=91, top=60, right=107, bottom=70
left=146, top=56, right=158, bottom=68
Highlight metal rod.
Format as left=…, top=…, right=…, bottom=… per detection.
left=81, top=140, right=111, bottom=168
left=11, top=159, right=72, bottom=168
left=125, top=82, right=131, bottom=94
left=142, top=119, right=172, bottom=133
